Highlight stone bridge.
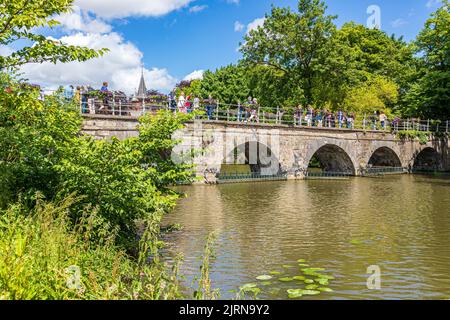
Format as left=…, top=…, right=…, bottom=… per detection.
left=82, top=114, right=450, bottom=183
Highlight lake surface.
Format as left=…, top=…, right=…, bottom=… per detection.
left=163, top=174, right=450, bottom=300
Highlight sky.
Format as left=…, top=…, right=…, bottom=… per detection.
left=1, top=0, right=444, bottom=94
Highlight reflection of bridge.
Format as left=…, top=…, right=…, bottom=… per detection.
left=82, top=115, right=450, bottom=184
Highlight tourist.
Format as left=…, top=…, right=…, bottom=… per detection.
left=238, top=101, right=245, bottom=122
left=100, top=82, right=108, bottom=92
left=193, top=96, right=200, bottom=112
left=205, top=95, right=215, bottom=120
left=295, top=105, right=303, bottom=126
left=347, top=112, right=355, bottom=129
left=245, top=96, right=253, bottom=122
left=370, top=111, right=378, bottom=130
left=185, top=94, right=192, bottom=113
left=169, top=92, right=177, bottom=113
left=80, top=86, right=89, bottom=113
left=64, top=85, right=74, bottom=101
left=177, top=92, right=187, bottom=113
left=247, top=98, right=259, bottom=123
left=337, top=109, right=344, bottom=128
left=305, top=106, right=313, bottom=127
left=380, top=111, right=387, bottom=130
left=316, top=111, right=323, bottom=127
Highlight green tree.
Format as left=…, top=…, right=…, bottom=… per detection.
left=200, top=64, right=250, bottom=104
left=240, top=0, right=337, bottom=107
left=404, top=1, right=450, bottom=119
left=0, top=76, right=81, bottom=207
left=0, top=0, right=107, bottom=69
left=341, top=75, right=399, bottom=117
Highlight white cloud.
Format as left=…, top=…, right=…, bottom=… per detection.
left=189, top=5, right=208, bottom=13
left=74, top=0, right=195, bottom=19
left=234, top=21, right=244, bottom=32
left=0, top=45, right=14, bottom=56
left=247, top=17, right=265, bottom=34
left=20, top=32, right=177, bottom=94
left=426, top=0, right=442, bottom=8
left=227, top=0, right=240, bottom=4
left=183, top=70, right=204, bottom=81
left=391, top=18, right=408, bottom=28
left=56, top=6, right=112, bottom=33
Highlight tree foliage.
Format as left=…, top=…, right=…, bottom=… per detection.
left=404, top=1, right=450, bottom=118
left=0, top=0, right=107, bottom=69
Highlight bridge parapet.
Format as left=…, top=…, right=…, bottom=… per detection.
left=81, top=115, right=449, bottom=183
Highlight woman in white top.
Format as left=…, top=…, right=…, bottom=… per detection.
left=177, top=92, right=187, bottom=113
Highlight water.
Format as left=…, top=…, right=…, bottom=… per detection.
left=163, top=174, right=450, bottom=300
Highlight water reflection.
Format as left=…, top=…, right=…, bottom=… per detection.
left=163, top=175, right=450, bottom=299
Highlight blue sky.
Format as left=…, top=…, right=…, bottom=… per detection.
left=120, top=0, right=442, bottom=80
left=3, top=0, right=443, bottom=93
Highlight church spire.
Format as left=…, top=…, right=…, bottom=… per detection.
left=137, top=66, right=147, bottom=99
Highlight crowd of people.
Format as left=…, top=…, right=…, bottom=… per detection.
left=169, top=93, right=393, bottom=130
left=58, top=84, right=396, bottom=131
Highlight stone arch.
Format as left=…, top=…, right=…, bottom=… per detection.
left=413, top=147, right=442, bottom=172
left=368, top=147, right=402, bottom=168
left=222, top=140, right=280, bottom=175
left=304, top=143, right=356, bottom=175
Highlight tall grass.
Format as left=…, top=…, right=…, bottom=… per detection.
left=0, top=195, right=183, bottom=300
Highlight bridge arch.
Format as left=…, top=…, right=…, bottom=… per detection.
left=368, top=147, right=402, bottom=168
left=304, top=143, right=356, bottom=175
left=221, top=140, right=280, bottom=175
left=413, top=147, right=441, bottom=172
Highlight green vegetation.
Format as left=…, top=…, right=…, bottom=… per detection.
left=180, top=0, right=449, bottom=120
left=237, top=258, right=335, bottom=299
left=0, top=0, right=212, bottom=300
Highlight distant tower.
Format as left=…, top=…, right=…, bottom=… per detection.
left=137, top=67, right=147, bottom=99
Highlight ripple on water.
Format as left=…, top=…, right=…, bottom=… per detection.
left=163, top=175, right=450, bottom=299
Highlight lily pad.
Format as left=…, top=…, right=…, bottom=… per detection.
left=306, top=284, right=319, bottom=290
left=287, top=289, right=303, bottom=299
left=297, top=259, right=307, bottom=263
left=316, top=274, right=335, bottom=280
left=293, top=276, right=306, bottom=281
left=298, top=264, right=310, bottom=267
left=304, top=279, right=315, bottom=284
left=240, top=283, right=257, bottom=290
left=282, top=265, right=295, bottom=268
left=301, top=290, right=321, bottom=296
left=256, top=275, right=273, bottom=281
left=287, top=289, right=302, bottom=295
left=270, top=271, right=282, bottom=275
left=279, top=277, right=294, bottom=282
left=318, top=287, right=333, bottom=292
left=260, top=281, right=272, bottom=286
left=350, top=239, right=362, bottom=245
left=315, top=278, right=329, bottom=286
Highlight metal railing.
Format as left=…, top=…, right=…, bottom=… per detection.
left=305, top=171, right=353, bottom=179
left=218, top=172, right=288, bottom=183
left=74, top=94, right=450, bottom=134
left=361, top=167, right=407, bottom=176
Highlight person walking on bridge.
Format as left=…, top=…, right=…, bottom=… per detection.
left=205, top=95, right=215, bottom=120
left=177, top=92, right=187, bottom=114
left=295, top=105, right=303, bottom=126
